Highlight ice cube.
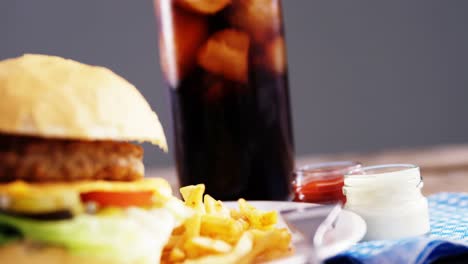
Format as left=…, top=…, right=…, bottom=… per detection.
left=197, top=29, right=250, bottom=83
left=263, top=36, right=287, bottom=75
left=229, top=0, right=282, bottom=44
left=158, top=4, right=209, bottom=87
left=176, top=0, right=231, bottom=14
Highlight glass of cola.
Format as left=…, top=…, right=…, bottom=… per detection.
left=155, top=0, right=294, bottom=200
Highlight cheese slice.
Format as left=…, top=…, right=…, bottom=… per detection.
left=0, top=178, right=173, bottom=214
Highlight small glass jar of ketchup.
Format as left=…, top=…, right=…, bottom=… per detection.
left=292, top=161, right=362, bottom=204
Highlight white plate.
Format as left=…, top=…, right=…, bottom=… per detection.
left=224, top=201, right=366, bottom=263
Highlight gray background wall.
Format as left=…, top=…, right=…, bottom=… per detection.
left=2, top=1, right=468, bottom=167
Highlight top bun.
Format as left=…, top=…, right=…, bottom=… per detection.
left=0, top=54, right=167, bottom=150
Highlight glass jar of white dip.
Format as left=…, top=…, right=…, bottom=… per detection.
left=343, top=164, right=430, bottom=240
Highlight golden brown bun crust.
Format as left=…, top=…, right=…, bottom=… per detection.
left=0, top=242, right=105, bottom=264
left=0, top=54, right=167, bottom=150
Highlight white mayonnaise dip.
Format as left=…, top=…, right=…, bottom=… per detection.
left=343, top=164, right=430, bottom=240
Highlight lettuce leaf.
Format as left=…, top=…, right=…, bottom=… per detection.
left=0, top=208, right=176, bottom=263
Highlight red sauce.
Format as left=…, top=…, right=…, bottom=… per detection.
left=292, top=161, right=361, bottom=204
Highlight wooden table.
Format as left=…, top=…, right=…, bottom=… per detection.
left=147, top=144, right=468, bottom=196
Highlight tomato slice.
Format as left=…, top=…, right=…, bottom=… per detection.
left=80, top=191, right=154, bottom=207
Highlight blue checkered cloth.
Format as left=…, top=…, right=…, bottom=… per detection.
left=326, top=193, right=468, bottom=264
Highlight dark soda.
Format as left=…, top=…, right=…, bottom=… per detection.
left=155, top=0, right=294, bottom=200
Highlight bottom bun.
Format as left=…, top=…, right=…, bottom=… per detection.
left=0, top=242, right=135, bottom=264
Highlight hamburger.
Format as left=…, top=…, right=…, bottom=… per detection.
left=0, top=54, right=191, bottom=263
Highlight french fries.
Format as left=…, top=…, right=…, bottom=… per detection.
left=161, top=184, right=293, bottom=264
left=184, top=236, right=232, bottom=258
left=184, top=232, right=253, bottom=264
left=180, top=184, right=206, bottom=213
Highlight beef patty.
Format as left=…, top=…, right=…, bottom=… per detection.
left=0, top=133, right=144, bottom=182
